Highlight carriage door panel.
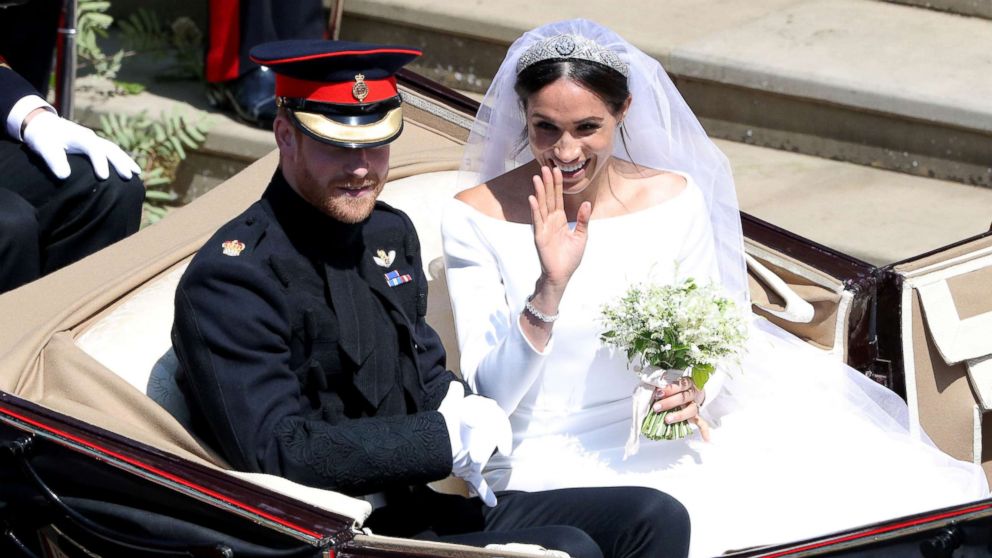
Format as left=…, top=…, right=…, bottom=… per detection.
left=894, top=235, right=992, bottom=482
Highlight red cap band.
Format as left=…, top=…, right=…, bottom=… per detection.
left=275, top=75, right=398, bottom=104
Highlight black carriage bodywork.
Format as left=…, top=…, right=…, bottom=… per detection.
left=1, top=71, right=991, bottom=558
left=0, top=397, right=348, bottom=558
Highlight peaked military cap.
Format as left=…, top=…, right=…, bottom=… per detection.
left=249, top=40, right=422, bottom=148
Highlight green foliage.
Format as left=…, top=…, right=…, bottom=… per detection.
left=77, top=0, right=122, bottom=79
left=120, top=8, right=205, bottom=80
left=112, top=80, right=146, bottom=95
left=97, top=109, right=212, bottom=224
left=118, top=8, right=170, bottom=52
left=75, top=2, right=212, bottom=224
left=77, top=1, right=206, bottom=85
left=170, top=17, right=206, bottom=80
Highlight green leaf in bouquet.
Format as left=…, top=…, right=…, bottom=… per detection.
left=692, top=363, right=714, bottom=390
left=632, top=336, right=648, bottom=355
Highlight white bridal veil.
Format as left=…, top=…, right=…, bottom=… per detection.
left=459, top=18, right=749, bottom=307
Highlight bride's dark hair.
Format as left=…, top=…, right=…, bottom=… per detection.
left=514, top=58, right=630, bottom=115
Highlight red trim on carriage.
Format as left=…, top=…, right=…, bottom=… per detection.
left=762, top=501, right=992, bottom=557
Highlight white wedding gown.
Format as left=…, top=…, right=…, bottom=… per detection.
left=441, top=178, right=989, bottom=558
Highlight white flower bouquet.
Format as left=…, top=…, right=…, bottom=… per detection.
left=600, top=277, right=747, bottom=454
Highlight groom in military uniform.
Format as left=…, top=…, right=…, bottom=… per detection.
left=172, top=39, right=691, bottom=558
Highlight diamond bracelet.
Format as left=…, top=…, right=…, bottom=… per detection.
left=524, top=295, right=559, bottom=323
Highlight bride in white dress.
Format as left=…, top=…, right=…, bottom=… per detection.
left=440, top=19, right=988, bottom=558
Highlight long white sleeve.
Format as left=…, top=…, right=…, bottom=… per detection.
left=441, top=201, right=552, bottom=414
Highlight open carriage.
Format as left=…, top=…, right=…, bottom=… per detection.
left=1, top=71, right=990, bottom=558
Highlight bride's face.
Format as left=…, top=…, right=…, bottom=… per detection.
left=525, top=78, right=624, bottom=195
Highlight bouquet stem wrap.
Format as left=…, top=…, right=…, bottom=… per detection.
left=625, top=367, right=689, bottom=459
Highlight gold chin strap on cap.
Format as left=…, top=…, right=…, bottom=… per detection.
left=294, top=106, right=403, bottom=146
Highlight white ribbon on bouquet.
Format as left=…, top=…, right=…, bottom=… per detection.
left=625, top=366, right=690, bottom=459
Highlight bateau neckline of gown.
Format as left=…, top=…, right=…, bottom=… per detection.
left=448, top=170, right=699, bottom=227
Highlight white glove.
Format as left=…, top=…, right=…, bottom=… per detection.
left=22, top=111, right=141, bottom=181
left=437, top=382, right=512, bottom=507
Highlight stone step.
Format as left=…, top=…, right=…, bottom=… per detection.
left=338, top=0, right=992, bottom=188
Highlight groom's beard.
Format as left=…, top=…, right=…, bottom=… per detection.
left=298, top=167, right=386, bottom=224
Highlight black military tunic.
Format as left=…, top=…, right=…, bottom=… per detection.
left=172, top=169, right=462, bottom=496
left=0, top=58, right=36, bottom=124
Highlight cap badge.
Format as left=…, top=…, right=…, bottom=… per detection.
left=373, top=249, right=396, bottom=267
left=352, top=73, right=370, bottom=102
left=222, top=240, right=246, bottom=257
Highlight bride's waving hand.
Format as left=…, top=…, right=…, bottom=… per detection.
left=523, top=165, right=591, bottom=348
left=529, top=165, right=592, bottom=286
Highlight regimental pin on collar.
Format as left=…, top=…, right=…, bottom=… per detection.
left=222, top=240, right=245, bottom=257
left=352, top=73, right=369, bottom=102
left=373, top=249, right=395, bottom=267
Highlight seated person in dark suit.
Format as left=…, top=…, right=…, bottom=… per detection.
left=0, top=54, right=144, bottom=293
left=171, top=39, right=691, bottom=558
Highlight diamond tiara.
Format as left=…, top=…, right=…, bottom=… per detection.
left=515, top=34, right=629, bottom=78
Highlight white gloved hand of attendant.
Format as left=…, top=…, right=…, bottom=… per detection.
left=22, top=110, right=141, bottom=181
left=438, top=382, right=513, bottom=507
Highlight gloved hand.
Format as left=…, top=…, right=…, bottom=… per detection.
left=438, top=382, right=513, bottom=507
left=22, top=110, right=142, bottom=181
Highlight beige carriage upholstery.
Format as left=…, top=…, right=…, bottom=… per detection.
left=892, top=235, right=992, bottom=481
left=745, top=240, right=850, bottom=358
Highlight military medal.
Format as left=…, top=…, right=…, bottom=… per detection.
left=222, top=240, right=245, bottom=257
left=384, top=270, right=412, bottom=287
left=373, top=249, right=396, bottom=267
left=352, top=73, right=369, bottom=102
